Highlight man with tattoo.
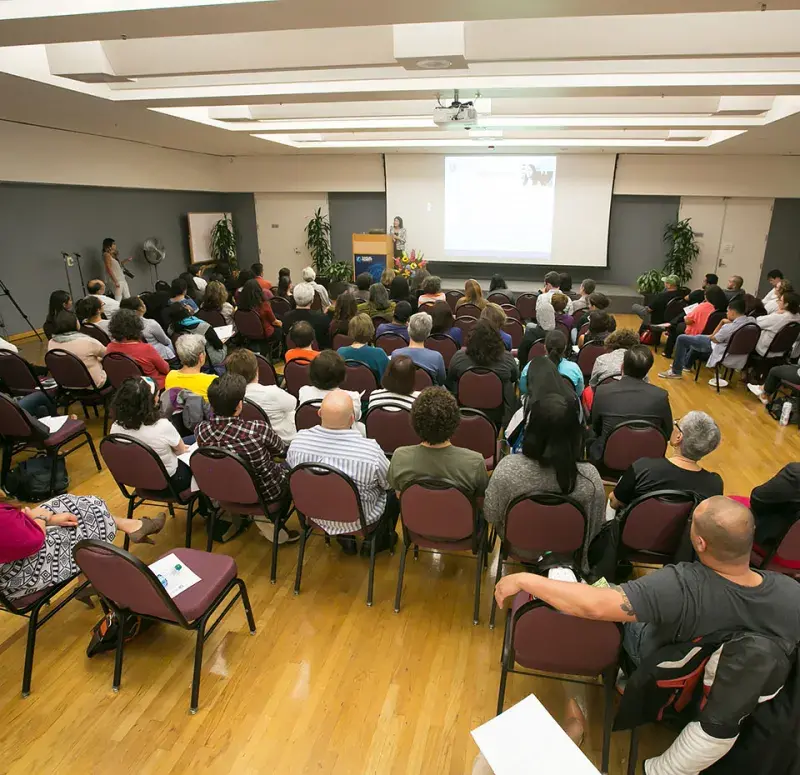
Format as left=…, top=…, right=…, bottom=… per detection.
left=494, top=496, right=800, bottom=752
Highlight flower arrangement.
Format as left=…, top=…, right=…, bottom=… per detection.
left=393, top=249, right=426, bottom=279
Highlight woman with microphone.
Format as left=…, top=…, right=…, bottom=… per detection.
left=389, top=216, right=407, bottom=259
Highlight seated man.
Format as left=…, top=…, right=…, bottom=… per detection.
left=285, top=320, right=320, bottom=363
left=725, top=274, right=745, bottom=302
left=588, top=345, right=672, bottom=464
left=391, top=312, right=447, bottom=385
left=164, top=334, right=217, bottom=400
left=389, top=387, right=488, bottom=496
left=686, top=272, right=718, bottom=305
left=748, top=463, right=800, bottom=552
left=494, top=497, right=800, bottom=769
left=376, top=300, right=412, bottom=342
left=196, top=373, right=296, bottom=543
left=287, top=390, right=395, bottom=555
left=169, top=277, right=199, bottom=314
left=632, top=274, right=683, bottom=326
left=571, top=278, right=595, bottom=315
left=86, top=279, right=120, bottom=317
left=282, top=282, right=333, bottom=349
left=657, top=297, right=750, bottom=380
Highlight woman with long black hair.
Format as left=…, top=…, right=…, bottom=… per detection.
left=43, top=290, right=73, bottom=339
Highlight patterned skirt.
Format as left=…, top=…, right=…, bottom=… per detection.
left=0, top=495, right=116, bottom=601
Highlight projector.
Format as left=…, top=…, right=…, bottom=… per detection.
left=433, top=103, right=479, bottom=128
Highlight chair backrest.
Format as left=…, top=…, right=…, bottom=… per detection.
left=81, top=322, right=111, bottom=346
left=413, top=367, right=433, bottom=391
left=619, top=490, right=696, bottom=558
left=74, top=540, right=190, bottom=625
left=502, top=318, right=524, bottom=348
left=0, top=391, right=36, bottom=439
left=702, top=310, right=726, bottom=335
left=577, top=342, right=607, bottom=379
left=289, top=463, right=366, bottom=532
left=255, top=353, right=277, bottom=386
left=371, top=314, right=391, bottom=327
left=102, top=352, right=144, bottom=389
left=515, top=293, right=538, bottom=321
left=450, top=408, right=497, bottom=467
left=399, top=479, right=478, bottom=548
left=457, top=368, right=503, bottom=411
left=500, top=304, right=522, bottom=321
left=487, top=292, right=513, bottom=305
left=295, top=399, right=322, bottom=431
left=417, top=302, right=436, bottom=316
left=0, top=351, right=41, bottom=395
left=196, top=309, right=226, bottom=328
left=603, top=421, right=668, bottom=473
left=311, top=291, right=323, bottom=311
left=365, top=405, right=420, bottom=454
left=765, top=321, right=800, bottom=357
left=526, top=341, right=547, bottom=362
left=425, top=334, right=459, bottom=369
left=240, top=397, right=271, bottom=424
left=283, top=358, right=312, bottom=398
left=453, top=315, right=478, bottom=345
left=511, top=600, right=621, bottom=676
left=457, top=302, right=482, bottom=319
left=445, top=289, right=462, bottom=312
left=100, top=434, right=172, bottom=493
left=190, top=446, right=263, bottom=509
left=333, top=333, right=354, bottom=349
left=44, top=348, right=95, bottom=391
left=662, top=297, right=686, bottom=323
left=233, top=308, right=265, bottom=340
left=342, top=360, right=378, bottom=399
left=762, top=520, right=800, bottom=572
left=555, top=321, right=572, bottom=341
left=269, top=296, right=292, bottom=320
left=722, top=322, right=760, bottom=361
left=504, top=493, right=588, bottom=562
left=376, top=333, right=407, bottom=356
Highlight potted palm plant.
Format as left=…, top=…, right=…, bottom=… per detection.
left=663, top=218, right=700, bottom=286
left=210, top=215, right=237, bottom=272
left=304, top=208, right=334, bottom=285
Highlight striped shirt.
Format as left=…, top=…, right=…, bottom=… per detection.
left=367, top=389, right=420, bottom=413
left=286, top=426, right=390, bottom=534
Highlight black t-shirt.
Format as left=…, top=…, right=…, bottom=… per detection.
left=649, top=289, right=684, bottom=324
left=282, top=308, right=333, bottom=349
left=751, top=463, right=800, bottom=546
left=614, top=457, right=723, bottom=506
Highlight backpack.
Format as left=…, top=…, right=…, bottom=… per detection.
left=5, top=456, right=68, bottom=501
left=86, top=607, right=151, bottom=657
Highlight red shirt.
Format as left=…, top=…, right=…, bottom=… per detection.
left=685, top=301, right=715, bottom=336
left=256, top=277, right=273, bottom=292
left=255, top=301, right=278, bottom=338
left=0, top=504, right=45, bottom=563
left=106, top=341, right=170, bottom=389
left=285, top=347, right=319, bottom=363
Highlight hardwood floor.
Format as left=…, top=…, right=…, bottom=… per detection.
left=0, top=316, right=795, bottom=774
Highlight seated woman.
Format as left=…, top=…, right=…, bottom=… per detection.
left=358, top=283, right=396, bottom=320
left=200, top=280, right=235, bottom=326
left=47, top=312, right=108, bottom=388
left=376, top=301, right=412, bottom=342
left=298, top=350, right=363, bottom=426
left=447, top=320, right=519, bottom=428
left=337, top=313, right=390, bottom=382
left=552, top=292, right=575, bottom=331
left=430, top=301, right=462, bottom=347
left=238, top=278, right=282, bottom=354
left=610, top=410, right=723, bottom=512
left=480, top=303, right=512, bottom=351
left=417, top=275, right=447, bottom=305
left=484, top=392, right=604, bottom=572
left=389, top=275, right=415, bottom=312
left=520, top=330, right=584, bottom=396
left=574, top=293, right=617, bottom=340
left=110, top=376, right=192, bottom=491
left=589, top=328, right=641, bottom=387
left=577, top=310, right=614, bottom=348
left=168, top=303, right=226, bottom=370
left=380, top=267, right=395, bottom=290
left=410, top=268, right=430, bottom=302
left=329, top=291, right=358, bottom=338
left=0, top=494, right=164, bottom=601
left=106, top=309, right=171, bottom=390
left=169, top=277, right=199, bottom=314
left=489, top=274, right=514, bottom=302
left=658, top=284, right=728, bottom=358
left=164, top=333, right=217, bottom=400
left=75, top=296, right=110, bottom=336
left=119, top=295, right=175, bottom=361
left=367, top=355, right=420, bottom=413
left=275, top=273, right=294, bottom=304
left=43, top=290, right=73, bottom=340
left=456, top=279, right=488, bottom=312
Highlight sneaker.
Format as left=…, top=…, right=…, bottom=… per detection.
left=747, top=384, right=769, bottom=405
left=254, top=522, right=300, bottom=544
left=657, top=370, right=682, bottom=379
left=682, top=367, right=693, bottom=373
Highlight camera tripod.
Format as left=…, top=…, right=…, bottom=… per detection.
left=0, top=279, right=43, bottom=342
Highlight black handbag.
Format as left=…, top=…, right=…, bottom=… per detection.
left=4, top=456, right=69, bottom=501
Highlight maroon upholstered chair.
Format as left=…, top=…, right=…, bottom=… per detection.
left=418, top=302, right=436, bottom=316
left=395, top=479, right=487, bottom=624
left=515, top=293, right=538, bottom=322
left=577, top=342, right=607, bottom=380
left=425, top=334, right=459, bottom=369
left=451, top=408, right=499, bottom=471
left=270, top=296, right=292, bottom=320
left=190, top=446, right=290, bottom=582
left=0, top=391, right=101, bottom=491
left=332, top=333, right=354, bottom=349
left=371, top=314, right=391, bottom=327
left=365, top=405, right=420, bottom=455
left=255, top=353, right=278, bottom=386
left=457, top=368, right=503, bottom=415
left=295, top=399, right=322, bottom=431
left=752, top=521, right=800, bottom=578
left=694, top=322, right=760, bottom=393
left=413, top=367, right=433, bottom=391
left=73, top=539, right=255, bottom=713
left=283, top=358, right=312, bottom=398
left=375, top=333, right=407, bottom=356
left=555, top=321, right=572, bottom=342
left=45, top=348, right=114, bottom=432
left=196, top=309, right=226, bottom=328
left=501, top=318, right=524, bottom=349
left=240, top=398, right=271, bottom=425
left=342, top=360, right=378, bottom=399
left=289, top=463, right=389, bottom=606
left=81, top=322, right=111, bottom=346
left=0, top=574, right=90, bottom=697
left=102, top=352, right=144, bottom=389
left=453, top=315, right=478, bottom=345
left=487, top=292, right=513, bottom=305
left=526, top=341, right=547, bottom=361
left=498, top=594, right=622, bottom=773
left=0, top=351, right=53, bottom=399
left=456, top=302, right=482, bottom=319
left=616, top=490, right=697, bottom=567
left=233, top=308, right=266, bottom=344
left=601, top=420, right=668, bottom=482
left=489, top=493, right=589, bottom=629
left=649, top=297, right=686, bottom=352
left=445, top=290, right=462, bottom=312
left=100, top=434, right=199, bottom=549
left=500, top=304, right=521, bottom=321
left=702, top=310, right=726, bottom=335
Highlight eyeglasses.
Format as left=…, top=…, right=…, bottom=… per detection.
left=674, top=420, right=682, bottom=433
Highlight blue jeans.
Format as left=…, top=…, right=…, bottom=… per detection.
left=623, top=622, right=659, bottom=668
left=18, top=391, right=56, bottom=418
left=671, top=334, right=712, bottom=372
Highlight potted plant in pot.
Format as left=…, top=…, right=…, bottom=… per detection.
left=210, top=215, right=237, bottom=273
left=636, top=269, right=665, bottom=307
left=636, top=218, right=700, bottom=304
left=304, top=208, right=334, bottom=287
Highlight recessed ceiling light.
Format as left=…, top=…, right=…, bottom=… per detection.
left=416, top=59, right=453, bottom=70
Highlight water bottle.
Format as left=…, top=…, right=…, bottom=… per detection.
left=780, top=401, right=793, bottom=427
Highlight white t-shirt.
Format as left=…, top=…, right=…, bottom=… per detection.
left=193, top=277, right=208, bottom=293
left=245, top=383, right=298, bottom=442
left=298, top=384, right=362, bottom=420
left=110, top=418, right=182, bottom=475
left=91, top=293, right=120, bottom=317
left=0, top=337, right=19, bottom=354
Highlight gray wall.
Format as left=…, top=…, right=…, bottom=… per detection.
left=0, top=182, right=258, bottom=335
left=427, top=194, right=679, bottom=287
left=757, top=198, right=800, bottom=298
left=329, top=191, right=387, bottom=273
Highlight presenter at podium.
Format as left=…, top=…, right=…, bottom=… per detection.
left=389, top=216, right=407, bottom=259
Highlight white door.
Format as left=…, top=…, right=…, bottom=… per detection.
left=678, top=197, right=725, bottom=283
left=716, top=198, right=774, bottom=294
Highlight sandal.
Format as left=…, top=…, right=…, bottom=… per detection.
left=564, top=697, right=587, bottom=748
left=128, top=512, right=167, bottom=544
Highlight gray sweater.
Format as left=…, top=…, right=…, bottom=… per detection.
left=483, top=454, right=605, bottom=572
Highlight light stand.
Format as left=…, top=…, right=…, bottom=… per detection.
left=73, top=252, right=87, bottom=298
left=0, top=279, right=42, bottom=342
left=61, top=251, right=75, bottom=301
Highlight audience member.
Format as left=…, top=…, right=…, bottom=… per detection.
left=410, top=268, right=430, bottom=301
left=485, top=393, right=604, bottom=571
left=86, top=279, right=120, bottom=317
left=456, top=279, right=487, bottom=312
left=282, top=282, right=332, bottom=349
left=520, top=330, right=583, bottom=395
left=750, top=290, right=800, bottom=360
left=43, top=290, right=73, bottom=340
left=686, top=273, right=719, bottom=305
left=47, top=312, right=107, bottom=387
left=337, top=314, right=390, bottom=381
left=179, top=271, right=203, bottom=304
left=632, top=274, right=683, bottom=326
left=168, top=303, right=226, bottom=368
left=380, top=267, right=395, bottom=290
left=278, top=267, right=291, bottom=286
left=577, top=310, right=614, bottom=348
left=144, top=281, right=173, bottom=327
left=329, top=291, right=359, bottom=338
left=164, top=333, right=217, bottom=400
left=110, top=377, right=191, bottom=490
left=188, top=264, right=207, bottom=295
left=367, top=355, right=420, bottom=413
left=225, top=348, right=297, bottom=442
left=417, top=276, right=446, bottom=305
left=275, top=274, right=293, bottom=302
left=389, top=387, right=488, bottom=496
left=725, top=275, right=745, bottom=302
left=430, top=301, right=462, bottom=346
left=589, top=328, right=640, bottom=387
left=488, top=274, right=514, bottom=302
left=537, top=270, right=564, bottom=316
left=588, top=345, right=671, bottom=464
left=359, top=283, right=396, bottom=319
left=376, top=301, right=412, bottom=341
left=448, top=320, right=519, bottom=428
left=354, top=273, right=372, bottom=302
left=390, top=312, right=446, bottom=385
left=238, top=278, right=282, bottom=352
left=251, top=263, right=272, bottom=292
left=298, top=350, right=362, bottom=424
left=299, top=266, right=331, bottom=310
left=571, top=279, right=596, bottom=314
left=287, top=390, right=395, bottom=554
left=75, top=296, right=110, bottom=336
left=389, top=275, right=415, bottom=312
left=480, top=303, right=512, bottom=350
left=201, top=280, right=235, bottom=325
left=559, top=272, right=573, bottom=296
left=0, top=495, right=165, bottom=601
left=551, top=292, right=575, bottom=331
left=610, top=411, right=723, bottom=511
left=106, top=309, right=170, bottom=389
left=743, top=293, right=767, bottom=319
left=119, top=295, right=175, bottom=361
left=658, top=284, right=728, bottom=359
left=762, top=268, right=784, bottom=311
left=747, top=463, right=800, bottom=552
left=285, top=321, right=319, bottom=363
left=170, top=278, right=199, bottom=314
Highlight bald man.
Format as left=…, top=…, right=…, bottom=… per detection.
left=287, top=389, right=396, bottom=555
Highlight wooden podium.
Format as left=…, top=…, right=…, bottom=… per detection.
left=352, top=233, right=393, bottom=284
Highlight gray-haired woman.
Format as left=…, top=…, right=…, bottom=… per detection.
left=359, top=283, right=396, bottom=319
left=610, top=410, right=724, bottom=510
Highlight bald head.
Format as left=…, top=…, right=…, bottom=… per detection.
left=692, top=496, right=754, bottom=564
left=319, top=389, right=355, bottom=430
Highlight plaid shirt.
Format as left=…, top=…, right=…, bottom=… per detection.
left=195, top=417, right=288, bottom=502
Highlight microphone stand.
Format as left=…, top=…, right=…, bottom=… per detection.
left=73, top=252, right=87, bottom=298
left=0, top=279, right=42, bottom=342
left=61, top=252, right=75, bottom=301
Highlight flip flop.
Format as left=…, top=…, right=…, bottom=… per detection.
left=128, top=512, right=167, bottom=544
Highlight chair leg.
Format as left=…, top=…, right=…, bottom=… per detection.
left=189, top=622, right=205, bottom=714
left=294, top=528, right=309, bottom=595
left=21, top=605, right=41, bottom=698
left=167, top=503, right=176, bottom=518
left=184, top=500, right=194, bottom=548
left=715, top=364, right=721, bottom=394
left=601, top=667, right=616, bottom=775
left=1, top=440, right=13, bottom=489
left=237, top=579, right=256, bottom=634
left=112, top=611, right=126, bottom=692
left=489, top=549, right=506, bottom=630
left=496, top=660, right=509, bottom=716
left=48, top=451, right=58, bottom=497
left=81, top=403, right=89, bottom=420
left=366, top=534, right=377, bottom=607
left=627, top=727, right=640, bottom=775
left=85, top=432, right=101, bottom=471
left=269, top=523, right=280, bottom=585
left=92, top=404, right=100, bottom=418
left=472, top=544, right=485, bottom=626
left=413, top=545, right=419, bottom=561
left=103, top=400, right=110, bottom=436
left=394, top=541, right=409, bottom=613
left=205, top=508, right=217, bottom=552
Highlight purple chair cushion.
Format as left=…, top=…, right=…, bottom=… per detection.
left=166, top=548, right=237, bottom=622
left=9, top=588, right=52, bottom=611
left=41, top=418, right=86, bottom=447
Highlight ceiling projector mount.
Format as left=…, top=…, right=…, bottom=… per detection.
left=433, top=90, right=479, bottom=128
